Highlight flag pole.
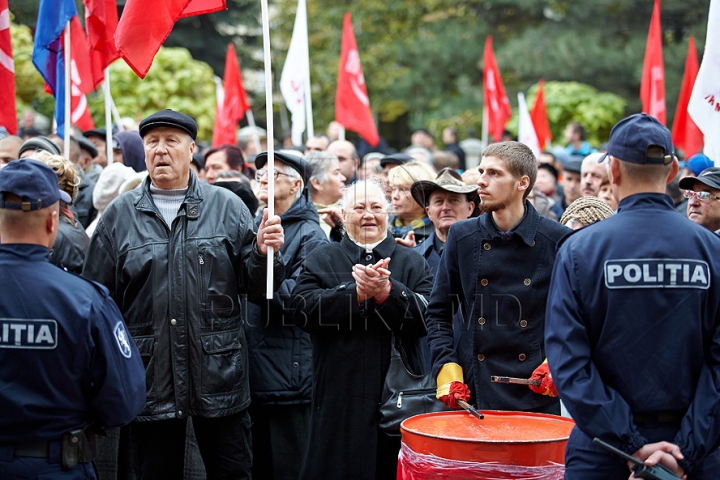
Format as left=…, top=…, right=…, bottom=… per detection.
left=301, top=0, right=314, bottom=138
left=261, top=0, right=275, bottom=299
left=339, top=125, right=345, bottom=141
left=110, top=93, right=124, bottom=132
left=103, top=68, right=113, bottom=164
left=63, top=21, right=71, bottom=160
left=246, top=109, right=263, bottom=154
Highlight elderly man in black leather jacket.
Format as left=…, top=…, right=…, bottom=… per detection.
left=83, top=110, right=285, bottom=480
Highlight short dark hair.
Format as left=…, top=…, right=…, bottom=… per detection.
left=204, top=144, right=245, bottom=170
left=569, top=122, right=586, bottom=140
left=482, top=141, right=537, bottom=200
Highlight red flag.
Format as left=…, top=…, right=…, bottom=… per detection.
left=0, top=0, right=17, bottom=135
left=640, top=0, right=666, bottom=124
left=672, top=36, right=703, bottom=158
left=115, top=0, right=226, bottom=78
left=483, top=36, right=511, bottom=142
left=69, top=17, right=96, bottom=130
left=212, top=44, right=249, bottom=147
left=530, top=79, right=552, bottom=150
left=83, top=0, right=119, bottom=88
left=335, top=12, right=379, bottom=147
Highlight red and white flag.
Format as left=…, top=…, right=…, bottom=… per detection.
left=672, top=36, right=703, bottom=158
left=115, top=0, right=226, bottom=78
left=69, top=17, right=95, bottom=130
left=335, top=12, right=379, bottom=147
left=0, top=0, right=17, bottom=135
left=212, top=43, right=249, bottom=146
left=689, top=0, right=720, bottom=163
left=483, top=36, right=511, bottom=142
left=83, top=0, right=119, bottom=88
left=530, top=79, right=552, bottom=150
left=640, top=0, right=666, bottom=125
left=517, top=92, right=541, bottom=158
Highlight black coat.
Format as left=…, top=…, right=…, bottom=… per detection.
left=83, top=172, right=284, bottom=421
left=246, top=193, right=328, bottom=405
left=50, top=215, right=89, bottom=274
left=292, top=235, right=433, bottom=480
left=426, top=201, right=571, bottom=412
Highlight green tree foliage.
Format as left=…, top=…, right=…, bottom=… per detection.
left=86, top=47, right=217, bottom=140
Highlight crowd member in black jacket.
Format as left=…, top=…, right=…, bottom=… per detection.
left=246, top=151, right=328, bottom=480
left=32, top=150, right=89, bottom=273
left=83, top=110, right=285, bottom=480
left=292, top=180, right=433, bottom=480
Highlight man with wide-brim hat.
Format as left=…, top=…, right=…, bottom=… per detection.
left=245, top=149, right=328, bottom=480
left=83, top=109, right=286, bottom=479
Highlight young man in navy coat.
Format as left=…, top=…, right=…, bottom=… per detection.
left=426, top=141, right=570, bottom=413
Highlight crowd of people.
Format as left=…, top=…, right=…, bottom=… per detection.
left=1, top=110, right=719, bottom=480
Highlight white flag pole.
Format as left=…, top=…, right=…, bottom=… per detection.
left=246, top=109, right=263, bottom=154
left=300, top=0, right=314, bottom=138
left=261, top=0, right=275, bottom=299
left=103, top=68, right=113, bottom=164
left=63, top=21, right=71, bottom=160
left=339, top=125, right=345, bottom=141
left=481, top=105, right=488, bottom=151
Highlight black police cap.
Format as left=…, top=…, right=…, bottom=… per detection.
left=139, top=109, right=198, bottom=141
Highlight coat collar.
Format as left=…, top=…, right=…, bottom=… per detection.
left=340, top=233, right=396, bottom=263
left=478, top=200, right=539, bottom=246
left=135, top=170, right=203, bottom=219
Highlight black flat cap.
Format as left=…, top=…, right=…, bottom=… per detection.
left=18, top=136, right=62, bottom=158
left=380, top=152, right=413, bottom=168
left=83, top=128, right=107, bottom=139
left=255, top=151, right=313, bottom=187
left=139, top=109, right=198, bottom=140
left=72, top=135, right=98, bottom=158
left=680, top=167, right=720, bottom=191
left=563, top=159, right=582, bottom=174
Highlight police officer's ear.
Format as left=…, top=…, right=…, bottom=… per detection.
left=665, top=156, right=680, bottom=185
left=608, top=156, right=621, bottom=185
left=46, top=206, right=59, bottom=248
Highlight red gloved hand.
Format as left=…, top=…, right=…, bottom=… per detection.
left=529, top=362, right=558, bottom=397
left=438, top=381, right=471, bottom=409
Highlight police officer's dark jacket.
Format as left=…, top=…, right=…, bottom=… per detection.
left=427, top=201, right=571, bottom=411
left=546, top=193, right=720, bottom=472
left=83, top=172, right=284, bottom=421
left=0, top=244, right=145, bottom=443
left=246, top=192, right=328, bottom=405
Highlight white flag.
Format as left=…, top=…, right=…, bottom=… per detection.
left=688, top=0, right=720, bottom=164
left=517, top=92, right=541, bottom=158
left=279, top=0, right=311, bottom=146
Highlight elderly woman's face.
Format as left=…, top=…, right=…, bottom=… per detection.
left=342, top=188, right=388, bottom=244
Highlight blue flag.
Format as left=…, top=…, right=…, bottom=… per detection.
left=32, top=0, right=78, bottom=139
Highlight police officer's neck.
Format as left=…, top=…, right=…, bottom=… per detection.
left=491, top=199, right=526, bottom=233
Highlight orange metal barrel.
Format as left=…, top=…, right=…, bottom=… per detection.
left=400, top=410, right=575, bottom=466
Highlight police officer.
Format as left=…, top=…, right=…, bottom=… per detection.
left=545, top=114, right=720, bottom=479
left=0, top=159, right=146, bottom=479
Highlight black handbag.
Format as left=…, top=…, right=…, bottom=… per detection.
left=378, top=336, right=449, bottom=436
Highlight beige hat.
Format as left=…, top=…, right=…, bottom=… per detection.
left=411, top=167, right=479, bottom=208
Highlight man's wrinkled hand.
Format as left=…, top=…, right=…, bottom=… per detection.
left=630, top=442, right=686, bottom=480
left=257, top=209, right=284, bottom=255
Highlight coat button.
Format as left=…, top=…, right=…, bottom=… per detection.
left=478, top=317, right=486, bottom=325
left=178, top=410, right=183, bottom=416
left=481, top=278, right=489, bottom=286
left=530, top=240, right=536, bottom=247
left=293, top=362, right=299, bottom=367
left=171, top=319, right=177, bottom=326
left=524, top=278, right=531, bottom=286
left=483, top=243, right=491, bottom=251
left=518, top=353, right=527, bottom=361
left=365, top=254, right=372, bottom=261
left=477, top=354, right=485, bottom=361
left=520, top=320, right=528, bottom=328
left=401, top=291, right=407, bottom=298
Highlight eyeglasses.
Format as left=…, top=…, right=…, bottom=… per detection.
left=683, top=190, right=720, bottom=202
left=255, top=168, right=291, bottom=181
